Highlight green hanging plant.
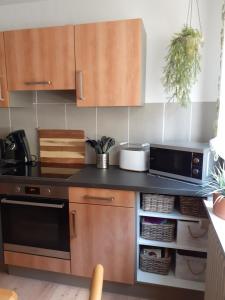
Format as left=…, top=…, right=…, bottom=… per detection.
left=162, top=25, right=203, bottom=107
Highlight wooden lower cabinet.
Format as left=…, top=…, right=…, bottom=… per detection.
left=4, top=251, right=71, bottom=274
left=69, top=189, right=136, bottom=284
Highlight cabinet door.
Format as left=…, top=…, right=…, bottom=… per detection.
left=0, top=32, right=9, bottom=107
left=70, top=202, right=135, bottom=284
left=4, top=25, right=75, bottom=91
left=75, top=19, right=145, bottom=107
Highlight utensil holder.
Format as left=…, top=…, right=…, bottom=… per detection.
left=96, top=153, right=109, bottom=169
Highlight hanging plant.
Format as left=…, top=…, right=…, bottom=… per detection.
left=162, top=0, right=203, bottom=107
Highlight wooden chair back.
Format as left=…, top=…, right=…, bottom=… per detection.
left=0, top=288, right=18, bottom=300
left=89, top=264, right=104, bottom=300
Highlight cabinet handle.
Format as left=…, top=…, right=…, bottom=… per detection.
left=188, top=225, right=208, bottom=239
left=76, top=71, right=85, bottom=100
left=0, top=77, right=4, bottom=102
left=24, top=81, right=52, bottom=86
left=83, top=195, right=114, bottom=202
left=186, top=259, right=206, bottom=275
left=70, top=210, right=77, bottom=238
left=1, top=199, right=64, bottom=209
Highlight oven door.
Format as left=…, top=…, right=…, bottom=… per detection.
left=1, top=196, right=70, bottom=259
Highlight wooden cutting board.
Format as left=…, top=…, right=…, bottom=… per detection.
left=38, top=129, right=85, bottom=166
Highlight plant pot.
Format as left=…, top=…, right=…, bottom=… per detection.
left=213, top=192, right=225, bottom=220
left=96, top=153, right=109, bottom=169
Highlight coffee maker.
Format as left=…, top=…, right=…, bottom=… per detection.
left=2, top=130, right=33, bottom=164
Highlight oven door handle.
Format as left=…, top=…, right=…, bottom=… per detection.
left=1, top=198, right=64, bottom=209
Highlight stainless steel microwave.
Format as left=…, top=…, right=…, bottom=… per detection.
left=149, top=142, right=212, bottom=184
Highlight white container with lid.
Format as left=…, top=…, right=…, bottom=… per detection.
left=119, top=143, right=150, bottom=172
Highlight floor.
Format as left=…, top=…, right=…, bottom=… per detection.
left=0, top=272, right=146, bottom=300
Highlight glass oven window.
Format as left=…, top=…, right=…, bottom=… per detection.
left=1, top=197, right=70, bottom=252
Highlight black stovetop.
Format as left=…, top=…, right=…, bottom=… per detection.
left=0, top=160, right=82, bottom=179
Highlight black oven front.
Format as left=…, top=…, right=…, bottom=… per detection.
left=0, top=185, right=70, bottom=260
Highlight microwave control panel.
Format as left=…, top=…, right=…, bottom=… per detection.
left=191, top=152, right=203, bottom=179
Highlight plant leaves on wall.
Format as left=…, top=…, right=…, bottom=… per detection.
left=162, top=0, right=203, bottom=107
left=162, top=26, right=203, bottom=107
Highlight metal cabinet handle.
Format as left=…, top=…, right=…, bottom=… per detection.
left=1, top=199, right=64, bottom=209
left=188, top=225, right=208, bottom=239
left=24, top=81, right=52, bottom=86
left=70, top=210, right=77, bottom=238
left=186, top=259, right=206, bottom=275
left=83, top=195, right=114, bottom=202
left=76, top=71, right=85, bottom=100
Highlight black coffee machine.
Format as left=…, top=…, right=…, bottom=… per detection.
left=1, top=130, right=33, bottom=164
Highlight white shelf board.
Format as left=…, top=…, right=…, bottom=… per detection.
left=139, top=237, right=207, bottom=253
left=137, top=269, right=205, bottom=291
left=139, top=208, right=207, bottom=221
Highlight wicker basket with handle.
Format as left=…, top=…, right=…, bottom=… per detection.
left=142, top=194, right=175, bottom=213
left=140, top=248, right=171, bottom=275
left=141, top=217, right=176, bottom=242
left=179, top=197, right=207, bottom=218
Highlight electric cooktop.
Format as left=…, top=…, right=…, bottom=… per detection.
left=0, top=160, right=83, bottom=179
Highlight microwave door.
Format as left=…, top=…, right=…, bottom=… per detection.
left=150, top=148, right=192, bottom=177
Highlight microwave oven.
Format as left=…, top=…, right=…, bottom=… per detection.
left=149, top=142, right=212, bottom=184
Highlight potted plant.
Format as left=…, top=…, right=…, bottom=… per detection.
left=162, top=26, right=203, bottom=107
left=86, top=136, right=115, bottom=169
left=202, top=164, right=225, bottom=219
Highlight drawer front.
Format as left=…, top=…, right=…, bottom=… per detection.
left=4, top=251, right=71, bottom=274
left=69, top=187, right=135, bottom=207
left=177, top=220, right=209, bottom=251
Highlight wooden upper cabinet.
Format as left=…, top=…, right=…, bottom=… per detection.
left=4, top=25, right=75, bottom=91
left=75, top=19, right=146, bottom=107
left=0, top=32, right=9, bottom=107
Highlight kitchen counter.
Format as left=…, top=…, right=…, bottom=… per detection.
left=0, top=165, right=203, bottom=196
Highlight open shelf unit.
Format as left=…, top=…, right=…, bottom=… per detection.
left=136, top=193, right=207, bottom=291
left=139, top=237, right=207, bottom=252
left=139, top=207, right=207, bottom=222
left=137, top=269, right=205, bottom=291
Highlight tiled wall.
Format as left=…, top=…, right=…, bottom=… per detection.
left=0, top=91, right=217, bottom=164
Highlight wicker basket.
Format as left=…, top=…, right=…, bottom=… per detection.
left=140, top=248, right=171, bottom=275
left=141, top=218, right=176, bottom=242
left=179, top=197, right=207, bottom=218
left=142, top=194, right=175, bottom=213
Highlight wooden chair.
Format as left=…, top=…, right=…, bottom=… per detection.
left=0, top=288, right=18, bottom=300
left=89, top=264, right=104, bottom=300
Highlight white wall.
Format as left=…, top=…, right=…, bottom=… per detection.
left=0, top=0, right=222, bottom=103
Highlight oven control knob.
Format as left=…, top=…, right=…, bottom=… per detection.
left=15, top=186, right=21, bottom=193
left=193, top=157, right=200, bottom=164
left=192, top=169, right=199, bottom=175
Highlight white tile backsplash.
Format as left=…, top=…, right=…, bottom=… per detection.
left=0, top=91, right=217, bottom=163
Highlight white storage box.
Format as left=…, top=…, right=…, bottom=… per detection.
left=119, top=143, right=150, bottom=172
left=177, top=220, right=209, bottom=251
left=175, top=250, right=207, bottom=282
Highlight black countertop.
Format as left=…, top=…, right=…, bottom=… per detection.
left=0, top=165, right=203, bottom=196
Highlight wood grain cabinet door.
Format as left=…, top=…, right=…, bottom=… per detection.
left=4, top=25, right=75, bottom=91
left=0, top=32, right=9, bottom=107
left=69, top=202, right=135, bottom=284
left=75, top=19, right=145, bottom=107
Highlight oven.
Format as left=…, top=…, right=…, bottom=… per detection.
left=0, top=184, right=70, bottom=260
